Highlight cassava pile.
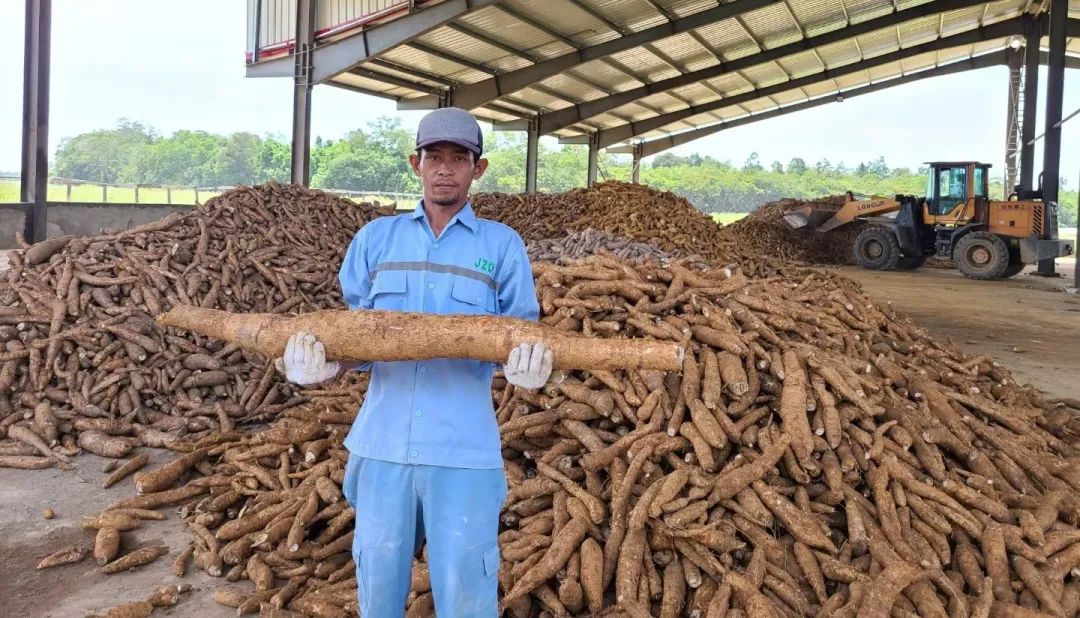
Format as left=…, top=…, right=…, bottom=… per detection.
left=716, top=196, right=868, bottom=266
left=473, top=181, right=732, bottom=264
left=68, top=254, right=1080, bottom=617
left=0, top=183, right=392, bottom=468
left=528, top=229, right=681, bottom=263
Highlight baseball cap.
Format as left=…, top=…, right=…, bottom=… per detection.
left=415, top=107, right=483, bottom=156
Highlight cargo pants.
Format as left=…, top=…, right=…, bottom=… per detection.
left=342, top=455, right=507, bottom=617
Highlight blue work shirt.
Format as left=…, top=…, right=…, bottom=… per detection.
left=338, top=201, right=539, bottom=469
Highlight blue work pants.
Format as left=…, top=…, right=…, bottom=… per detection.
left=342, top=455, right=506, bottom=617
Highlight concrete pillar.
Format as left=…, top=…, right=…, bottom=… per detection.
left=631, top=143, right=642, bottom=184
left=290, top=0, right=315, bottom=186
left=1019, top=16, right=1040, bottom=191
left=525, top=117, right=539, bottom=193
left=21, top=0, right=51, bottom=243
left=586, top=134, right=599, bottom=187
left=1039, top=0, right=1066, bottom=276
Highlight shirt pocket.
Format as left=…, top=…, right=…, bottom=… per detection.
left=450, top=276, right=495, bottom=315
left=367, top=270, right=407, bottom=311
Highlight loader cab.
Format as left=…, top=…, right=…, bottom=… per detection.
left=924, top=162, right=990, bottom=224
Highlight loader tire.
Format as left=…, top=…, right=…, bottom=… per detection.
left=1000, top=248, right=1026, bottom=278
left=895, top=254, right=928, bottom=270
left=853, top=227, right=901, bottom=271
left=954, top=232, right=1010, bottom=280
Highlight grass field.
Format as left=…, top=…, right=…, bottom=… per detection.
left=711, top=212, right=747, bottom=224
left=0, top=180, right=220, bottom=205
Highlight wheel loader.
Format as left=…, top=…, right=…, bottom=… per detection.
left=783, top=162, right=1074, bottom=280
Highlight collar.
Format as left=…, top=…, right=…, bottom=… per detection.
left=411, top=200, right=478, bottom=233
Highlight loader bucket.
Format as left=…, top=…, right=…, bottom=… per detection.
left=782, top=203, right=842, bottom=231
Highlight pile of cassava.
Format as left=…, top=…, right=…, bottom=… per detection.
left=0, top=182, right=393, bottom=468
left=528, top=229, right=683, bottom=264
left=715, top=196, right=868, bottom=266
left=10, top=183, right=1080, bottom=617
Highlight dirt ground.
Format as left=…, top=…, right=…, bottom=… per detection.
left=837, top=260, right=1079, bottom=400
left=0, top=449, right=232, bottom=617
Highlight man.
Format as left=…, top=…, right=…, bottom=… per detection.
left=279, top=107, right=553, bottom=617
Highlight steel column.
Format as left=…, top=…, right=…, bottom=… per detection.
left=1020, top=16, right=1041, bottom=190
left=587, top=135, right=599, bottom=187
left=1004, top=49, right=1022, bottom=196
left=21, top=0, right=51, bottom=243
left=290, top=0, right=316, bottom=186
left=525, top=117, right=539, bottom=194
left=1040, top=0, right=1067, bottom=276
left=631, top=143, right=642, bottom=184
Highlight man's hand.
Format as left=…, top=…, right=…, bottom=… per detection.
left=503, top=342, right=553, bottom=389
left=277, top=331, right=341, bottom=385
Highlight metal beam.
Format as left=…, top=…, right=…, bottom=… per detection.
left=528, top=0, right=991, bottom=134
left=1005, top=48, right=1022, bottom=195
left=525, top=117, right=539, bottom=193
left=1039, top=0, right=1066, bottom=276
left=246, top=0, right=499, bottom=82
left=631, top=143, right=643, bottom=183
left=290, top=0, right=315, bottom=186
left=608, top=52, right=1007, bottom=158
left=447, top=0, right=780, bottom=110
left=1020, top=16, right=1041, bottom=190
left=572, top=18, right=1025, bottom=149
left=21, top=0, right=51, bottom=243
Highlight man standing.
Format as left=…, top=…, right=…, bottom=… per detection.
left=279, top=107, right=553, bottom=616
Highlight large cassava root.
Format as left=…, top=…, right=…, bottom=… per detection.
left=157, top=306, right=684, bottom=371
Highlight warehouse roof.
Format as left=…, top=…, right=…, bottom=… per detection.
left=246, top=0, right=1080, bottom=151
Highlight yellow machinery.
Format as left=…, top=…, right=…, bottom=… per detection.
left=783, top=162, right=1075, bottom=279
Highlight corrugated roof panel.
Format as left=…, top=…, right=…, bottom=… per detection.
left=706, top=73, right=753, bottom=96
left=585, top=0, right=669, bottom=31
left=513, top=87, right=570, bottom=110
left=777, top=50, right=826, bottom=79
left=417, top=27, right=530, bottom=72
left=537, top=73, right=601, bottom=102
left=803, top=79, right=839, bottom=98
left=678, top=110, right=720, bottom=128
left=742, top=97, right=778, bottom=113
left=833, top=70, right=871, bottom=89
left=457, top=9, right=572, bottom=59
left=898, top=14, right=946, bottom=46
left=867, top=60, right=905, bottom=81
left=845, top=0, right=899, bottom=23
left=816, top=39, right=864, bottom=67
left=500, top=0, right=617, bottom=47
left=382, top=47, right=485, bottom=83
left=771, top=88, right=808, bottom=106
left=789, top=0, right=847, bottom=35
left=693, top=19, right=758, bottom=61
left=971, top=37, right=1010, bottom=55
left=474, top=106, right=521, bottom=124
left=361, top=64, right=444, bottom=91
left=670, top=82, right=722, bottom=104
left=609, top=47, right=682, bottom=83
left=856, top=28, right=901, bottom=58
left=577, top=59, right=644, bottom=91
left=665, top=0, right=719, bottom=18
left=649, top=32, right=718, bottom=71
left=940, top=5, right=985, bottom=36
left=738, top=62, right=790, bottom=89
left=739, top=3, right=803, bottom=50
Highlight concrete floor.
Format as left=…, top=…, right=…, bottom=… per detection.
left=837, top=260, right=1079, bottom=400
left=1, top=254, right=1077, bottom=616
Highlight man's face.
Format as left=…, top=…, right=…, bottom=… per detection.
left=409, top=143, right=488, bottom=208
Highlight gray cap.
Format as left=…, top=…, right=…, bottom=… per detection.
left=415, top=107, right=483, bottom=156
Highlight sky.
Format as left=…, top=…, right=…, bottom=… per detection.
left=3, top=0, right=1080, bottom=186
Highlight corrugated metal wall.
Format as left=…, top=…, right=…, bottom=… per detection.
left=247, top=0, right=413, bottom=56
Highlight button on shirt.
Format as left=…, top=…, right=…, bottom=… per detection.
left=338, top=202, right=539, bottom=469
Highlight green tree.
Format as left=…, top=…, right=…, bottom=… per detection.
left=787, top=157, right=807, bottom=175
left=54, top=120, right=156, bottom=183
left=743, top=152, right=762, bottom=171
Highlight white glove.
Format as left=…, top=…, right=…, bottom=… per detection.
left=503, top=342, right=554, bottom=390
left=278, top=331, right=340, bottom=385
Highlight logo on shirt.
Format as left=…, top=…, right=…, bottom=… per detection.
left=474, top=257, right=496, bottom=273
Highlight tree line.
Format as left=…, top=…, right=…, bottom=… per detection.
left=51, top=118, right=1077, bottom=225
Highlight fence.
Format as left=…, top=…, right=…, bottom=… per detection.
left=0, top=173, right=421, bottom=207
